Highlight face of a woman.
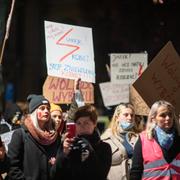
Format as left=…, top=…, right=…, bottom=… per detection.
left=76, top=116, right=96, bottom=136
left=117, top=107, right=135, bottom=123
left=153, top=106, right=174, bottom=131
left=51, top=110, right=62, bottom=128
left=37, top=104, right=50, bottom=123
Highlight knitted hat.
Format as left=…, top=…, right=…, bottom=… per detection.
left=27, top=94, right=50, bottom=113
left=50, top=103, right=62, bottom=113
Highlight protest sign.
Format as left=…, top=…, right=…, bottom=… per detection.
left=44, top=21, right=95, bottom=83
left=99, top=82, right=129, bottom=107
left=43, top=76, right=94, bottom=104
left=133, top=41, right=180, bottom=115
left=130, top=85, right=150, bottom=116
left=110, top=53, right=147, bottom=84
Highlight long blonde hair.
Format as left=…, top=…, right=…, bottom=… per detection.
left=108, top=103, right=142, bottom=136
left=146, top=100, right=180, bottom=139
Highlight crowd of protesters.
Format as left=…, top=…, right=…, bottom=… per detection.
left=0, top=79, right=179, bottom=180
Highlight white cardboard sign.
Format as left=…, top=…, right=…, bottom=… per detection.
left=99, top=82, right=129, bottom=107
left=110, top=53, right=148, bottom=84
left=44, top=21, right=95, bottom=83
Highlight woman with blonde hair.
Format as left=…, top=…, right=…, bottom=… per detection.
left=8, top=94, right=60, bottom=180
left=130, top=100, right=180, bottom=180
left=101, top=103, right=143, bottom=180
left=50, top=103, right=65, bottom=135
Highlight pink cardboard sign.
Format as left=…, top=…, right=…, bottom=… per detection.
left=43, top=76, right=94, bottom=104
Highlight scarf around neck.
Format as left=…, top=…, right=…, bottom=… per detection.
left=155, top=126, right=175, bottom=150
left=24, top=114, right=57, bottom=145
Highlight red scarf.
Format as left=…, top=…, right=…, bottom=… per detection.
left=24, top=116, right=57, bottom=145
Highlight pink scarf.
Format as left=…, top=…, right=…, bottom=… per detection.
left=24, top=116, right=57, bottom=145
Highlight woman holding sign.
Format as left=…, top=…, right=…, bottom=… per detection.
left=130, top=100, right=180, bottom=180
left=101, top=103, right=144, bottom=180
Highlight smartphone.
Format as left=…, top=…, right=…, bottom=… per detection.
left=66, top=122, right=76, bottom=138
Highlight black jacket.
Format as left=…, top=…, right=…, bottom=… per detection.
left=7, top=126, right=60, bottom=180
left=0, top=155, right=9, bottom=174
left=51, top=130, right=112, bottom=180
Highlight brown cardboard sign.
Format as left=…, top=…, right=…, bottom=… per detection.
left=133, top=41, right=180, bottom=115
left=43, top=76, right=94, bottom=104
left=130, top=85, right=150, bottom=116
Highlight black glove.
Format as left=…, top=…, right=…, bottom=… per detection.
left=68, top=137, right=82, bottom=162
left=76, top=137, right=94, bottom=162
left=76, top=137, right=94, bottom=152
left=69, top=137, right=94, bottom=162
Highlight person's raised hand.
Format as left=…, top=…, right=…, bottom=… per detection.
left=63, top=132, right=74, bottom=155
left=74, top=78, right=81, bottom=91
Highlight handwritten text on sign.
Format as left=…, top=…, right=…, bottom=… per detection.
left=110, top=53, right=148, bottom=84
left=44, top=21, right=95, bottom=83
left=99, top=82, right=129, bottom=107
left=43, top=76, right=94, bottom=104
left=133, top=41, right=180, bottom=115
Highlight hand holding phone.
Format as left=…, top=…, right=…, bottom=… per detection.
left=66, top=122, right=76, bottom=139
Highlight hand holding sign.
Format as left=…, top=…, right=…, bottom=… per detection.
left=74, top=78, right=81, bottom=91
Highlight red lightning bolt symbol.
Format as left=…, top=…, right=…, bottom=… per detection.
left=56, top=28, right=80, bottom=62
left=138, top=63, right=143, bottom=76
